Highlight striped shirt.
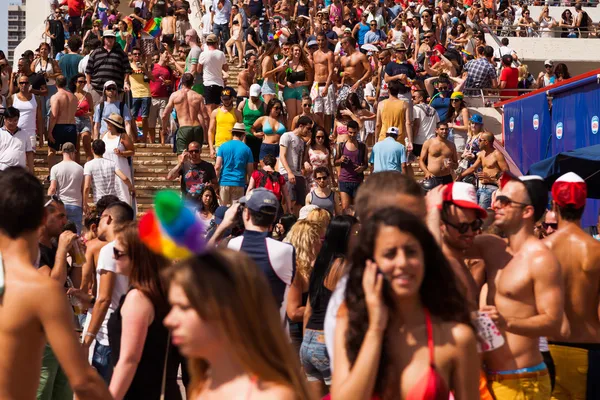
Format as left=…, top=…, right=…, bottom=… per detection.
left=85, top=46, right=132, bottom=93
left=83, top=157, right=120, bottom=203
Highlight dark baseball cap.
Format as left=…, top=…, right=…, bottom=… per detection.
left=239, top=188, right=279, bottom=215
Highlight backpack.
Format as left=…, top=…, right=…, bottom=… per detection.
left=256, top=169, right=283, bottom=200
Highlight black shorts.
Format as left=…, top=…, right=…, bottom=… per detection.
left=204, top=85, right=224, bottom=105
left=162, top=34, right=175, bottom=47
left=49, top=124, right=77, bottom=151
left=412, top=143, right=424, bottom=157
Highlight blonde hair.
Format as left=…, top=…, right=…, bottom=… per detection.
left=162, top=250, right=312, bottom=399
left=306, top=208, right=331, bottom=235
left=284, top=220, right=322, bottom=280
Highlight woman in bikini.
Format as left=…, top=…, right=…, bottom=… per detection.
left=251, top=98, right=287, bottom=162
left=163, top=249, right=311, bottom=400
left=331, top=207, right=479, bottom=399
left=259, top=41, right=289, bottom=104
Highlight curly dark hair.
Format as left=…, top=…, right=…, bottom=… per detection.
left=344, top=207, right=473, bottom=397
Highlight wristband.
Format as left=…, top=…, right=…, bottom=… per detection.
left=85, top=332, right=96, bottom=339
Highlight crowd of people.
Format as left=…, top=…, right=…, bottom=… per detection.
left=1, top=0, right=600, bottom=399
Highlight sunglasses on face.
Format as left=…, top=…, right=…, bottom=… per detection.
left=443, top=218, right=483, bottom=234
left=315, top=176, right=328, bottom=181
left=316, top=135, right=325, bottom=139
left=273, top=107, right=282, bottom=110
left=188, top=149, right=200, bottom=154
left=77, top=80, right=86, bottom=84
left=19, top=81, right=29, bottom=85
left=113, top=247, right=128, bottom=260
left=302, top=103, right=311, bottom=107
left=133, top=53, right=141, bottom=56
left=494, top=195, right=531, bottom=208
left=542, top=222, right=558, bottom=230
left=106, top=87, right=117, bottom=91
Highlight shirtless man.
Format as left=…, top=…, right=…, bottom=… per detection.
left=338, top=36, right=371, bottom=104
left=0, top=167, right=110, bottom=400
left=47, top=75, right=78, bottom=172
left=311, top=32, right=335, bottom=132
left=162, top=72, right=209, bottom=155
left=544, top=173, right=600, bottom=400
left=457, top=132, right=509, bottom=209
left=236, top=53, right=257, bottom=101
left=476, top=174, right=562, bottom=399
left=439, top=182, right=486, bottom=308
left=160, top=7, right=177, bottom=50
left=419, top=121, right=458, bottom=189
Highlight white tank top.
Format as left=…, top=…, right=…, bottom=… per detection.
left=34, top=59, right=56, bottom=86
left=391, top=28, right=403, bottom=43
left=12, top=94, right=37, bottom=132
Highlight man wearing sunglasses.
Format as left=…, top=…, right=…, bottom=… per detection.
left=543, top=173, right=600, bottom=399
left=167, top=140, right=218, bottom=197
left=439, top=182, right=486, bottom=308
left=457, top=132, right=508, bottom=210
left=92, top=80, right=133, bottom=140
left=475, top=173, right=562, bottom=399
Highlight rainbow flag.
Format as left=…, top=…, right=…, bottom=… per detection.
left=143, top=17, right=162, bottom=38
left=122, top=16, right=134, bottom=35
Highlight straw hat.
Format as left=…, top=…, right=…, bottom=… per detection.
left=103, top=113, right=126, bottom=131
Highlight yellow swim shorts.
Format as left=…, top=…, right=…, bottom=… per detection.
left=488, top=369, right=552, bottom=400
left=549, top=343, right=588, bottom=400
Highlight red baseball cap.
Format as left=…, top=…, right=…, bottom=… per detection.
left=442, top=182, right=488, bottom=218
left=551, top=172, right=587, bottom=209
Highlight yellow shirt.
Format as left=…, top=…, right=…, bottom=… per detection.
left=378, top=99, right=407, bottom=143
left=215, top=108, right=237, bottom=147
left=129, top=66, right=151, bottom=98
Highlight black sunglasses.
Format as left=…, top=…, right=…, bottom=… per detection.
left=315, top=176, right=328, bottom=181
left=77, top=80, right=86, bottom=84
left=188, top=149, right=200, bottom=154
left=106, top=87, right=117, bottom=91
left=113, top=247, right=128, bottom=260
left=443, top=218, right=483, bottom=234
left=44, top=194, right=61, bottom=208
left=542, top=222, right=558, bottom=230
left=19, top=81, right=29, bottom=85
left=495, top=195, right=531, bottom=208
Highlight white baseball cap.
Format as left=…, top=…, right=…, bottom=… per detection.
left=249, top=83, right=261, bottom=97
left=544, top=59, right=554, bottom=67
left=386, top=127, right=399, bottom=136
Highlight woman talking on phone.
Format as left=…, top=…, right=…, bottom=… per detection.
left=331, top=207, right=479, bottom=400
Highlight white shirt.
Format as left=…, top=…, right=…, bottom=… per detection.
left=412, top=103, right=440, bottom=145
left=0, top=127, right=31, bottom=170
left=198, top=49, right=226, bottom=87
left=83, top=157, right=120, bottom=203
left=11, top=94, right=37, bottom=133
left=78, top=54, right=91, bottom=75
left=324, top=274, right=348, bottom=373
left=201, top=13, right=212, bottom=36
left=83, top=241, right=129, bottom=346
left=212, top=0, right=232, bottom=25
left=50, top=160, right=84, bottom=207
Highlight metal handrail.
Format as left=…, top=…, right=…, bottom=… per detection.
left=483, top=23, right=599, bottom=36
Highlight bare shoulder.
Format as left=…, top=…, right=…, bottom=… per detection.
left=474, top=233, right=507, bottom=250
left=9, top=266, right=68, bottom=310
left=255, top=382, right=296, bottom=399
left=441, top=321, right=477, bottom=350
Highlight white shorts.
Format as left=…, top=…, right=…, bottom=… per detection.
left=310, top=83, right=335, bottom=116
left=148, top=97, right=168, bottom=128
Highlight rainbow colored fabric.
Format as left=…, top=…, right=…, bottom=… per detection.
left=143, top=17, right=162, bottom=38
left=139, top=191, right=207, bottom=260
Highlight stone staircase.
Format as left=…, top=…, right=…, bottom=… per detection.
left=33, top=63, right=425, bottom=216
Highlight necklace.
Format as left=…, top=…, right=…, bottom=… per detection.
left=0, top=252, right=5, bottom=296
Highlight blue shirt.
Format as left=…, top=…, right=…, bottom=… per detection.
left=369, top=136, right=407, bottom=173
left=357, top=23, right=370, bottom=45
left=430, top=95, right=451, bottom=122
left=364, top=30, right=386, bottom=44
left=93, top=101, right=132, bottom=134
left=217, top=139, right=253, bottom=186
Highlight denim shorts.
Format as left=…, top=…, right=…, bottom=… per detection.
left=131, top=97, right=151, bottom=118
left=300, top=329, right=331, bottom=385
left=75, top=116, right=91, bottom=134
left=262, top=79, right=277, bottom=95
left=338, top=181, right=361, bottom=198
left=477, top=184, right=498, bottom=210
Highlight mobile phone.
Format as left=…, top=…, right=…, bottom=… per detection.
left=426, top=50, right=435, bottom=57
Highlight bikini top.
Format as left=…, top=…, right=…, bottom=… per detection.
left=263, top=118, right=286, bottom=136
left=405, top=309, right=450, bottom=400
left=336, top=123, right=348, bottom=137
